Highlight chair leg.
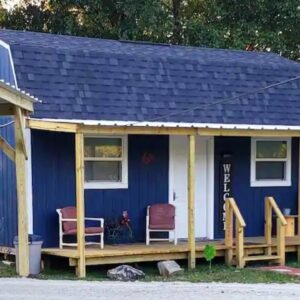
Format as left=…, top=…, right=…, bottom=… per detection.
left=100, top=233, right=104, bottom=249
left=174, top=230, right=177, bottom=245
left=146, top=228, right=150, bottom=245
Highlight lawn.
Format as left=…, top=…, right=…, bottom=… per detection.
left=1, top=256, right=300, bottom=283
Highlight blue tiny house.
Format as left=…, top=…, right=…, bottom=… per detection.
left=0, top=29, right=300, bottom=276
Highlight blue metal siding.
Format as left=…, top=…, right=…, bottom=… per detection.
left=214, top=137, right=299, bottom=238
left=0, top=44, right=17, bottom=247
left=31, top=131, right=169, bottom=247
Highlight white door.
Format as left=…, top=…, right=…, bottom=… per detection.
left=169, top=136, right=214, bottom=239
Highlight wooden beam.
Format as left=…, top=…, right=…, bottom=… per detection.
left=225, top=200, right=233, bottom=265
left=187, top=135, right=196, bottom=270
left=236, top=221, right=245, bottom=268
left=0, top=103, right=14, bottom=115
left=265, top=198, right=272, bottom=256
left=0, top=86, right=33, bottom=112
left=75, top=132, right=86, bottom=278
left=14, top=108, right=29, bottom=277
left=277, top=218, right=286, bottom=265
left=28, top=119, right=300, bottom=137
left=15, top=107, right=28, bottom=160
left=0, top=136, right=15, bottom=161
left=27, top=119, right=78, bottom=133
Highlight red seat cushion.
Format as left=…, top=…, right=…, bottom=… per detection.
left=64, top=227, right=104, bottom=235
left=149, top=204, right=175, bottom=230
left=61, top=207, right=77, bottom=233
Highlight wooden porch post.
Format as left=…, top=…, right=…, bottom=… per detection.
left=75, top=132, right=86, bottom=278
left=14, top=107, right=29, bottom=276
left=188, top=135, right=196, bottom=270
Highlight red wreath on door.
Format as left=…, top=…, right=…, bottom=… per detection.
left=142, top=152, right=156, bottom=165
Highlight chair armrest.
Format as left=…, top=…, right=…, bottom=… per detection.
left=85, top=218, right=104, bottom=227
left=61, top=218, right=77, bottom=222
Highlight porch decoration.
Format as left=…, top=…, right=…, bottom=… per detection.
left=141, top=152, right=155, bottom=165
left=105, top=210, right=133, bottom=244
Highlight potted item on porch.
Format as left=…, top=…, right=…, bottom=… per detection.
left=283, top=208, right=291, bottom=216
left=105, top=211, right=133, bottom=244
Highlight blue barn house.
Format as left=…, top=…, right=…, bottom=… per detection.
left=0, top=29, right=300, bottom=276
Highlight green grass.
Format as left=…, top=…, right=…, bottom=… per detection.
left=1, top=256, right=300, bottom=283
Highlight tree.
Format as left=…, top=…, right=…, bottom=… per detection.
left=0, top=0, right=299, bottom=60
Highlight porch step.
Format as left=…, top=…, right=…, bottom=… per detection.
left=244, top=255, right=280, bottom=262
left=243, top=243, right=269, bottom=249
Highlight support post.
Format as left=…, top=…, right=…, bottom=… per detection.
left=187, top=135, right=196, bottom=270
left=265, top=197, right=272, bottom=256
left=236, top=221, right=245, bottom=268
left=225, top=200, right=233, bottom=266
left=14, top=108, right=29, bottom=276
left=277, top=218, right=285, bottom=265
left=75, top=132, right=86, bottom=278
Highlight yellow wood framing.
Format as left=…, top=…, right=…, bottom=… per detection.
left=0, top=83, right=33, bottom=112
left=28, top=119, right=300, bottom=138
left=14, top=107, right=29, bottom=277
left=75, top=132, right=86, bottom=278
left=15, top=107, right=28, bottom=160
left=187, top=135, right=196, bottom=270
left=0, top=136, right=15, bottom=161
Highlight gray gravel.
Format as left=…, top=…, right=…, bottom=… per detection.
left=1, top=278, right=300, bottom=300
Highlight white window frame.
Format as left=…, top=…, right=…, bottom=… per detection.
left=84, top=135, right=128, bottom=189
left=250, top=137, right=291, bottom=187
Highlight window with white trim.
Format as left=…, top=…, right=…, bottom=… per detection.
left=84, top=136, right=128, bottom=189
left=250, top=138, right=291, bottom=187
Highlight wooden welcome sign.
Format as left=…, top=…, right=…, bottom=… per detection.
left=218, top=154, right=233, bottom=234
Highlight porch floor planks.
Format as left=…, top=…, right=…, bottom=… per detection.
left=41, top=236, right=300, bottom=265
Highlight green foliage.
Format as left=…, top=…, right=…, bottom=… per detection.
left=204, top=244, right=216, bottom=271
left=0, top=0, right=299, bottom=60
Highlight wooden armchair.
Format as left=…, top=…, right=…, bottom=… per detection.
left=146, top=203, right=177, bottom=245
left=57, top=206, right=104, bottom=249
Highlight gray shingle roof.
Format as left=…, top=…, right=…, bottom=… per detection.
left=0, top=29, right=299, bottom=125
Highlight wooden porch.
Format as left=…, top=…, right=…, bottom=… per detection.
left=42, top=236, right=300, bottom=270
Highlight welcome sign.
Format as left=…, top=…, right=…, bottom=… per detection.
left=219, top=154, right=233, bottom=233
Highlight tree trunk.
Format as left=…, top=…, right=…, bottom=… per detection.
left=171, top=0, right=182, bottom=44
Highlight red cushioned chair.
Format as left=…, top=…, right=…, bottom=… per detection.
left=56, top=207, right=104, bottom=249
left=146, top=204, right=177, bottom=245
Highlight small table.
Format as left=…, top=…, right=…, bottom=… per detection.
left=284, top=215, right=297, bottom=237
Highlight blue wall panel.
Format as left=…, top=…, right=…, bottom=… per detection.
left=214, top=137, right=299, bottom=238
left=32, top=131, right=169, bottom=247
left=0, top=45, right=17, bottom=247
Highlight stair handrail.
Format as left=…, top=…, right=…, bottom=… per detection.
left=225, top=197, right=246, bottom=268
left=264, top=196, right=287, bottom=265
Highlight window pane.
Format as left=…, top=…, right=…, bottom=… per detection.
left=256, top=161, right=285, bottom=180
left=84, top=138, right=122, bottom=158
left=85, top=161, right=122, bottom=182
left=256, top=141, right=287, bottom=159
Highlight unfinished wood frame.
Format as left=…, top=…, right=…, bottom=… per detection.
left=264, top=196, right=287, bottom=265
left=75, top=132, right=86, bottom=278
left=225, top=197, right=246, bottom=268
left=28, top=119, right=300, bottom=138
left=187, top=135, right=196, bottom=269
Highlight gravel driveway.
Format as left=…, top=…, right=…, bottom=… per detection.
left=1, top=278, right=300, bottom=300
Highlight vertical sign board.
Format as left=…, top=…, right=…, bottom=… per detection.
left=218, top=154, right=233, bottom=235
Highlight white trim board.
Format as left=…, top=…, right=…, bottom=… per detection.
left=0, top=40, right=18, bottom=88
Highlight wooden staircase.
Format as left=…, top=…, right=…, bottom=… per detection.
left=225, top=196, right=287, bottom=268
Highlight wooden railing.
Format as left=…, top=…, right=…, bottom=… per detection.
left=225, top=197, right=246, bottom=268
left=264, top=196, right=287, bottom=265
